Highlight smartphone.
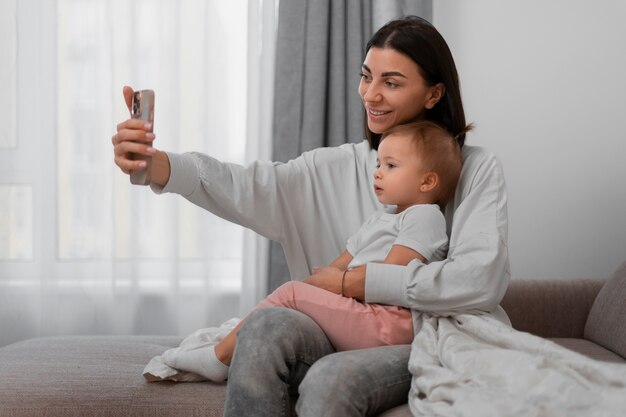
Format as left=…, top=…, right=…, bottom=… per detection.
left=129, top=89, right=155, bottom=185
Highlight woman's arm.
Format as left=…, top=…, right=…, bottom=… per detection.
left=150, top=151, right=171, bottom=186
left=305, top=250, right=354, bottom=294
left=155, top=142, right=379, bottom=279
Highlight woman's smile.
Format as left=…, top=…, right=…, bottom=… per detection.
left=368, top=108, right=390, bottom=116
left=366, top=108, right=392, bottom=121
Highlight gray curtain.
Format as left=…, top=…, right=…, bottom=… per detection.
left=268, top=0, right=433, bottom=292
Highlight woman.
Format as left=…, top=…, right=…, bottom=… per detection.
left=112, top=16, right=509, bottom=417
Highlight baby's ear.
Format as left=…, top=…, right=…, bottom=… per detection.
left=419, top=172, right=438, bottom=192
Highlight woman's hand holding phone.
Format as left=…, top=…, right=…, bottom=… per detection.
left=112, top=86, right=170, bottom=186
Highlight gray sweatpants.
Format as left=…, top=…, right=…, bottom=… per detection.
left=224, top=307, right=412, bottom=417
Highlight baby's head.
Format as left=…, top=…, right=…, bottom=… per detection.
left=378, top=121, right=462, bottom=209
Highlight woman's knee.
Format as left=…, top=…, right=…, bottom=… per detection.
left=239, top=307, right=299, bottom=340
left=297, top=347, right=412, bottom=416
left=238, top=306, right=332, bottom=350
left=234, top=307, right=336, bottom=392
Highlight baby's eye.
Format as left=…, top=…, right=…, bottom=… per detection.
left=386, top=163, right=396, bottom=169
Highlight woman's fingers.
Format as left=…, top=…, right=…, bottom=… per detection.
left=114, top=138, right=155, bottom=156
left=113, top=128, right=154, bottom=146
left=116, top=118, right=153, bottom=135
left=114, top=154, right=147, bottom=174
left=111, top=129, right=156, bottom=174
left=114, top=144, right=153, bottom=173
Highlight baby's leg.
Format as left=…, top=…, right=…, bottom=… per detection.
left=258, top=281, right=413, bottom=351
left=163, top=321, right=244, bottom=382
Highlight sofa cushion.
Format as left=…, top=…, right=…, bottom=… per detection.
left=584, top=261, right=626, bottom=358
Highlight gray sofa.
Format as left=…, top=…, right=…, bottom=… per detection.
left=1, top=261, right=624, bottom=417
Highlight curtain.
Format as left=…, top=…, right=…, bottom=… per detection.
left=268, top=0, right=433, bottom=291
left=0, top=0, right=276, bottom=347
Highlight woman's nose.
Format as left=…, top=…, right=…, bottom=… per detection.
left=362, top=82, right=381, bottom=103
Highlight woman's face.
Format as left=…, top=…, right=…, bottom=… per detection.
left=359, top=47, right=442, bottom=134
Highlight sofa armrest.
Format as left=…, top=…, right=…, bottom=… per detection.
left=500, top=278, right=605, bottom=338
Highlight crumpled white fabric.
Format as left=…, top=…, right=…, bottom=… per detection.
left=408, top=313, right=626, bottom=417
left=143, top=318, right=240, bottom=382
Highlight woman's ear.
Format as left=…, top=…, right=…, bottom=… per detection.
left=419, top=172, right=439, bottom=192
left=425, top=83, right=445, bottom=109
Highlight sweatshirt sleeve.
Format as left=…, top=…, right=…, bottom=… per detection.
left=364, top=148, right=510, bottom=315
left=150, top=151, right=286, bottom=241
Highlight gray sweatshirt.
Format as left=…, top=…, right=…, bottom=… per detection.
left=153, top=140, right=510, bottom=322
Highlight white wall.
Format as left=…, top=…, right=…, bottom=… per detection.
left=434, top=1, right=626, bottom=279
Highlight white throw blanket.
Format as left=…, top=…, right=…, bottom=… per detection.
left=408, top=313, right=626, bottom=417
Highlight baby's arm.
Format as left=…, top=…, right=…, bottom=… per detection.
left=332, top=236, right=426, bottom=271
left=330, top=244, right=425, bottom=271
left=384, top=245, right=426, bottom=266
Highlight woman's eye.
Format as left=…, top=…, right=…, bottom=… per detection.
left=385, top=81, right=398, bottom=88
left=359, top=72, right=372, bottom=81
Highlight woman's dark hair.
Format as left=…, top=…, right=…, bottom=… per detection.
left=364, top=16, right=470, bottom=149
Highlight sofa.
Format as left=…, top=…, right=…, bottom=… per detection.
left=1, top=261, right=624, bottom=417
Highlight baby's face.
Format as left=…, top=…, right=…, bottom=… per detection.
left=373, top=133, right=430, bottom=212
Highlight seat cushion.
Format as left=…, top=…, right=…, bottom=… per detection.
left=551, top=337, right=625, bottom=363
left=378, top=404, right=412, bottom=417
left=0, top=336, right=226, bottom=417
left=584, top=261, right=626, bottom=358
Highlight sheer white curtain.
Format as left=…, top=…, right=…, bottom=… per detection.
left=0, top=0, right=276, bottom=347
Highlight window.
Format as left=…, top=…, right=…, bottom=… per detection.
left=0, top=0, right=275, bottom=347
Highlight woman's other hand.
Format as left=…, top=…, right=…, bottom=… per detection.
left=305, top=265, right=367, bottom=300
left=112, top=86, right=170, bottom=185
left=304, top=266, right=344, bottom=295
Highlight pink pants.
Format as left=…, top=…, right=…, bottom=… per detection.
left=256, top=281, right=413, bottom=351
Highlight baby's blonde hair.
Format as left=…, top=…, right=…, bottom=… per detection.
left=381, top=121, right=463, bottom=207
